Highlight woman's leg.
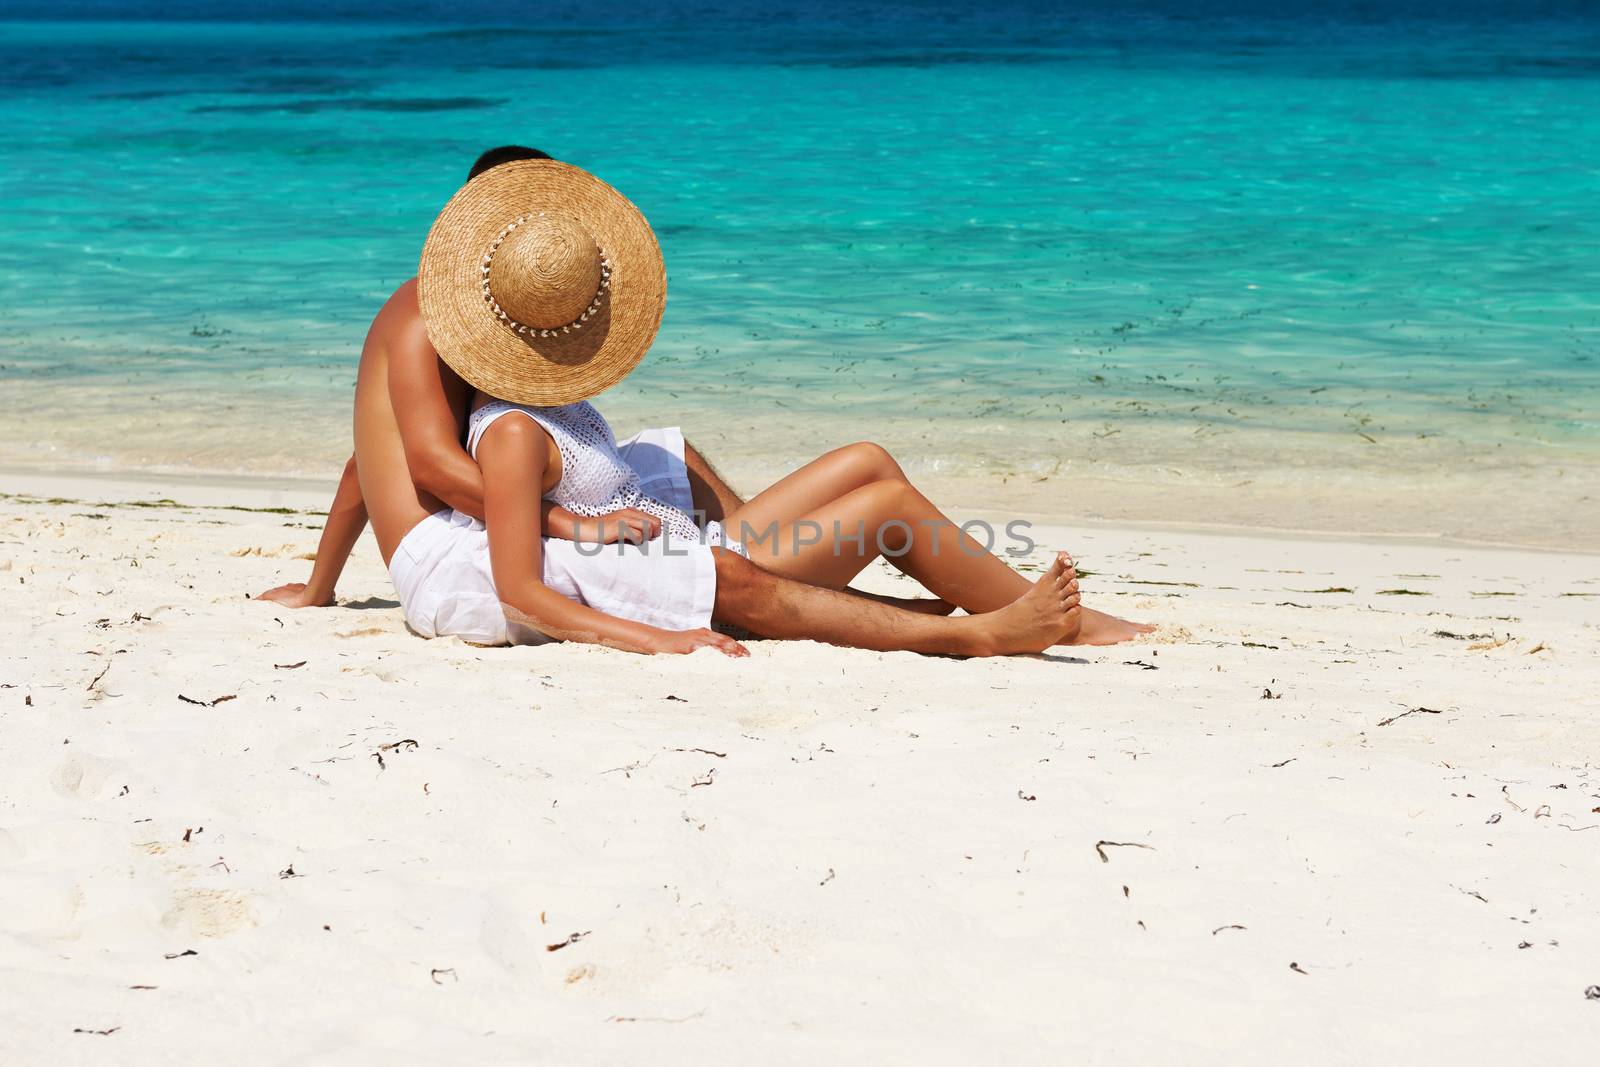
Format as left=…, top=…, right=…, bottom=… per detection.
left=742, top=478, right=1042, bottom=612
left=742, top=476, right=1151, bottom=645
left=730, top=442, right=1151, bottom=644
left=724, top=442, right=905, bottom=544
left=725, top=442, right=957, bottom=613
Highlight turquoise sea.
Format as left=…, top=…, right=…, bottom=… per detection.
left=2, top=2, right=1597, bottom=543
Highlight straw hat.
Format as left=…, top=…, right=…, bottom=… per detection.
left=417, top=159, right=666, bottom=406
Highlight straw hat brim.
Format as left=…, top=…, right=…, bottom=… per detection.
left=417, top=159, right=666, bottom=407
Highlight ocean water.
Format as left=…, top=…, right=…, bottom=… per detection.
left=2, top=1, right=1598, bottom=543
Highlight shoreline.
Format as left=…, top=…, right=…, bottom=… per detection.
left=3, top=365, right=1594, bottom=553
left=5, top=463, right=1596, bottom=558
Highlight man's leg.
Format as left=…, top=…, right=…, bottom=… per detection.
left=683, top=439, right=744, bottom=523
left=710, top=548, right=1080, bottom=656
left=843, top=588, right=958, bottom=616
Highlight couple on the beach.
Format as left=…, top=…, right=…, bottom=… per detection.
left=260, top=146, right=1150, bottom=656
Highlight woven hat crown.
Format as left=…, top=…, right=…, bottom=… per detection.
left=418, top=158, right=665, bottom=407
left=488, top=213, right=604, bottom=330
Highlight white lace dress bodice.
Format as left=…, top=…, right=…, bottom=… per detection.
left=466, top=399, right=743, bottom=554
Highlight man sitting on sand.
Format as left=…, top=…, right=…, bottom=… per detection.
left=261, top=146, right=1146, bottom=655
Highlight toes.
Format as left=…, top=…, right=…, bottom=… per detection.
left=1063, top=590, right=1081, bottom=610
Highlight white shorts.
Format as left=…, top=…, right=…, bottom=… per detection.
left=387, top=427, right=718, bottom=645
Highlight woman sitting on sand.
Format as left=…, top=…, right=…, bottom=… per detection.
left=410, top=157, right=1149, bottom=650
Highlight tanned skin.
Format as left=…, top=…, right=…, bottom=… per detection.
left=474, top=404, right=1090, bottom=656
left=710, top=442, right=1152, bottom=645
left=259, top=281, right=1091, bottom=656
left=258, top=280, right=668, bottom=607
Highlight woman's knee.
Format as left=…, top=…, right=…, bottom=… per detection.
left=850, top=477, right=921, bottom=550
left=842, top=441, right=904, bottom=483
left=859, top=475, right=916, bottom=510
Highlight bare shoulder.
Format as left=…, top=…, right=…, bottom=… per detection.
left=370, top=279, right=425, bottom=338
left=387, top=277, right=420, bottom=311
left=375, top=281, right=440, bottom=376
left=479, top=409, right=548, bottom=454
left=358, top=279, right=417, bottom=364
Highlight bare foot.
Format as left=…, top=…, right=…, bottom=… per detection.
left=256, top=582, right=335, bottom=608
left=1068, top=607, right=1156, bottom=646
left=977, top=553, right=1082, bottom=655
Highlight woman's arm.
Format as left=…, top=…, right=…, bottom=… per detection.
left=478, top=416, right=746, bottom=656
left=557, top=506, right=661, bottom=544
left=257, top=455, right=368, bottom=607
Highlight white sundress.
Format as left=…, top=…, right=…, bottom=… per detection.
left=466, top=399, right=747, bottom=556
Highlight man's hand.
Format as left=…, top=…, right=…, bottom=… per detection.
left=255, top=582, right=335, bottom=608
left=646, top=628, right=749, bottom=658
left=571, top=508, right=663, bottom=545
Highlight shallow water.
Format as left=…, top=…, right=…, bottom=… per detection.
left=1, top=2, right=1597, bottom=543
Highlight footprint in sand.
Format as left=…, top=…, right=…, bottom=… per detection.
left=229, top=544, right=315, bottom=559
left=50, top=753, right=128, bottom=801
left=161, top=888, right=258, bottom=939
left=336, top=626, right=391, bottom=639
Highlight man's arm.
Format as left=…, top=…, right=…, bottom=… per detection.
left=257, top=455, right=368, bottom=608
left=478, top=416, right=746, bottom=657
left=388, top=316, right=489, bottom=518
left=684, top=439, right=744, bottom=523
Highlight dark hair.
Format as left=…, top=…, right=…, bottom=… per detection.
left=467, top=145, right=553, bottom=181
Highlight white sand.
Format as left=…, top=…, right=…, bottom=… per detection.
left=3, top=472, right=1598, bottom=1062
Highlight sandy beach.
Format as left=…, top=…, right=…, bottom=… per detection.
left=4, top=470, right=1597, bottom=1063
left=8, top=1, right=1600, bottom=1059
